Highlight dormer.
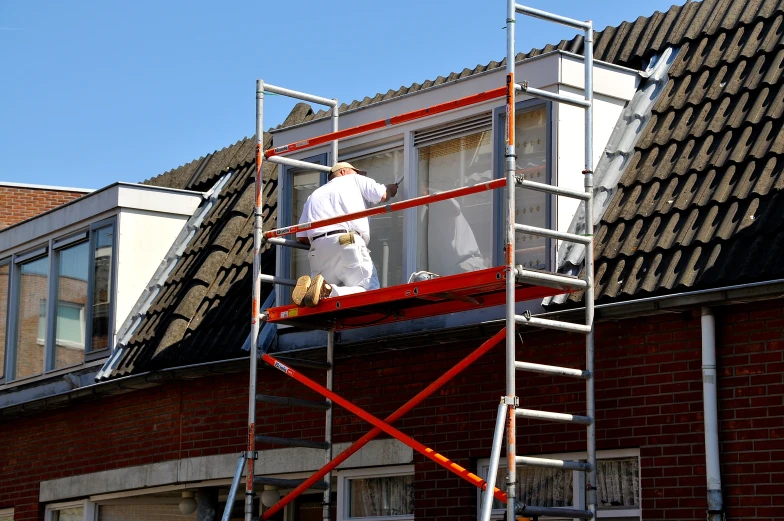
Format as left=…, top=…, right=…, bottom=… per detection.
left=0, top=183, right=201, bottom=386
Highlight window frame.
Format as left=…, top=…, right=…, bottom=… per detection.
left=2, top=217, right=118, bottom=382
left=336, top=464, right=415, bottom=521
left=0, top=507, right=12, bottom=521
left=84, top=217, right=118, bottom=359
left=44, top=499, right=96, bottom=521
left=0, top=256, right=11, bottom=383
left=8, top=244, right=49, bottom=381
left=492, top=99, right=554, bottom=269
left=276, top=153, right=328, bottom=305
left=47, top=231, right=90, bottom=371
left=477, top=448, right=641, bottom=520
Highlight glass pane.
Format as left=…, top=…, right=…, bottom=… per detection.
left=0, top=263, right=9, bottom=379
left=597, top=458, right=640, bottom=509
left=292, top=171, right=322, bottom=280
left=55, top=242, right=88, bottom=369
left=515, top=106, right=548, bottom=269
left=52, top=506, right=84, bottom=521
left=350, top=150, right=404, bottom=287
left=417, top=131, right=493, bottom=276
left=91, top=225, right=114, bottom=351
left=348, top=474, right=414, bottom=518
left=15, top=255, right=48, bottom=379
left=487, top=466, right=573, bottom=510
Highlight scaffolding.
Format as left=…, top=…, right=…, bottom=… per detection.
left=223, top=3, right=596, bottom=520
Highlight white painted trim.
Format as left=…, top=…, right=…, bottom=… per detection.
left=336, top=465, right=415, bottom=521
left=40, top=439, right=412, bottom=502
left=44, top=499, right=96, bottom=521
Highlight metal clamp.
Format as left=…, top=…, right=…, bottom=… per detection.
left=501, top=396, right=519, bottom=406
left=244, top=450, right=258, bottom=460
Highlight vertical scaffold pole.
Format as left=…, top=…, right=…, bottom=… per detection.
left=583, top=22, right=597, bottom=519
left=247, top=78, right=265, bottom=521
left=504, top=1, right=517, bottom=519
left=323, top=98, right=338, bottom=521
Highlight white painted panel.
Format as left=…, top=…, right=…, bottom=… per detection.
left=115, top=210, right=189, bottom=333
left=556, top=88, right=626, bottom=234
left=561, top=54, right=639, bottom=101
left=116, top=185, right=201, bottom=216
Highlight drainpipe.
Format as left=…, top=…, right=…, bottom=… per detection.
left=701, top=307, right=723, bottom=520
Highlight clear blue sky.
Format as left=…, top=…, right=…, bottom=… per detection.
left=0, top=0, right=681, bottom=189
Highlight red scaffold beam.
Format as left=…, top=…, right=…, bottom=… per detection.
left=264, top=177, right=507, bottom=239
left=260, top=328, right=507, bottom=520
left=265, top=86, right=507, bottom=159
left=261, top=352, right=509, bottom=507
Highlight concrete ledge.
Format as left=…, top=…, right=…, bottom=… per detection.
left=41, top=439, right=412, bottom=502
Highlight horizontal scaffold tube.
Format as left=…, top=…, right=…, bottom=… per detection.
left=265, top=178, right=507, bottom=238
left=265, top=87, right=507, bottom=158
left=263, top=83, right=337, bottom=108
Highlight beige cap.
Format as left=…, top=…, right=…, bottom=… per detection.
left=330, top=162, right=367, bottom=176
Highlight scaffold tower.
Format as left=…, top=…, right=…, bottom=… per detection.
left=222, top=3, right=597, bottom=520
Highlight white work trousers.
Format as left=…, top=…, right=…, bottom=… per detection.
left=308, top=234, right=380, bottom=297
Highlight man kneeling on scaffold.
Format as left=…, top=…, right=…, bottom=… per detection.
left=292, top=162, right=398, bottom=307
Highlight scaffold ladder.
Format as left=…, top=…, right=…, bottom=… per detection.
left=479, top=3, right=597, bottom=520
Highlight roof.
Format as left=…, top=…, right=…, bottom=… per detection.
left=103, top=0, right=784, bottom=378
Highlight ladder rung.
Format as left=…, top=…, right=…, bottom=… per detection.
left=516, top=502, right=594, bottom=519
left=270, top=356, right=332, bottom=370
left=515, top=361, right=590, bottom=379
left=514, top=223, right=592, bottom=245
left=515, top=178, right=591, bottom=201
left=516, top=455, right=592, bottom=472
left=516, top=408, right=593, bottom=425
left=515, top=314, right=591, bottom=334
left=253, top=476, right=328, bottom=490
left=256, top=394, right=331, bottom=410
left=515, top=267, right=587, bottom=290
left=266, top=237, right=310, bottom=250
left=515, top=82, right=591, bottom=108
left=259, top=274, right=297, bottom=287
left=255, top=435, right=330, bottom=450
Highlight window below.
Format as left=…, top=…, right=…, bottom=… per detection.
left=337, top=465, right=414, bottom=521
left=478, top=450, right=641, bottom=520
left=45, top=501, right=95, bottom=521
left=417, top=131, right=493, bottom=277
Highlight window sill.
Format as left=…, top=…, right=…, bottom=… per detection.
left=0, top=358, right=108, bottom=391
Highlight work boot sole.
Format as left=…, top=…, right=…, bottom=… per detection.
left=303, top=274, right=331, bottom=307
left=291, top=275, right=311, bottom=306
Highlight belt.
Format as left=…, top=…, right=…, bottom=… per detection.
left=311, top=229, right=360, bottom=241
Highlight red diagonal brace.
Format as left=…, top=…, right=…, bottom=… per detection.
left=261, top=328, right=507, bottom=520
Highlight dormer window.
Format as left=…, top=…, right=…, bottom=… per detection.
left=4, top=218, right=116, bottom=380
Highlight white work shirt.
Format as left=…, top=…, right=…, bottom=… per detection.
left=297, top=174, right=387, bottom=244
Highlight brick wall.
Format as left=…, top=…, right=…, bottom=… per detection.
left=0, top=187, right=87, bottom=230
left=0, top=300, right=782, bottom=520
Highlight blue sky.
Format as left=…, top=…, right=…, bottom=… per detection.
left=0, top=0, right=681, bottom=189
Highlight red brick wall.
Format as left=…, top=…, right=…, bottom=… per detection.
left=0, top=187, right=86, bottom=229
left=0, top=300, right=782, bottom=520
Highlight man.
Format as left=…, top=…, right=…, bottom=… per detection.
left=292, top=162, right=398, bottom=307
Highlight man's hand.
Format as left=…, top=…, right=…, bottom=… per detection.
left=385, top=183, right=398, bottom=198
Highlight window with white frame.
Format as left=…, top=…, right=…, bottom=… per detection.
left=3, top=219, right=116, bottom=382
left=0, top=507, right=13, bottom=521
left=291, top=170, right=323, bottom=280
left=477, top=449, right=641, bottom=520
left=337, top=465, right=414, bottom=520
left=45, top=500, right=96, bottom=521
